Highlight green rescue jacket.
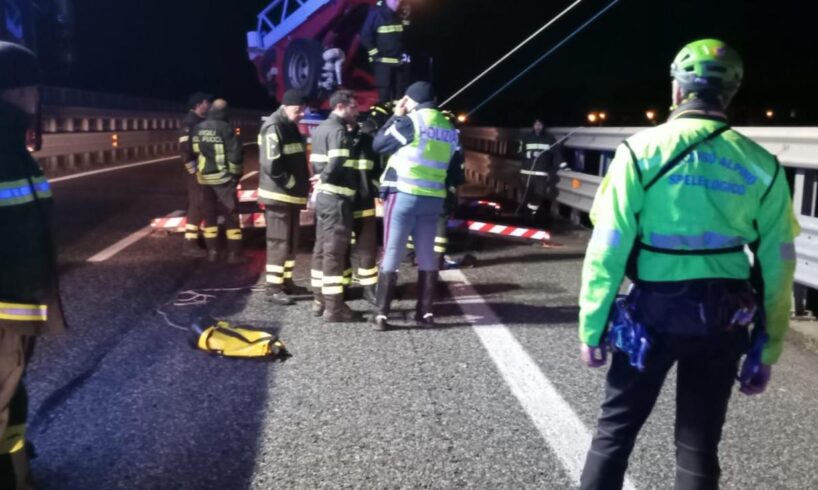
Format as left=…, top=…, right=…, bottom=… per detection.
left=578, top=104, right=799, bottom=364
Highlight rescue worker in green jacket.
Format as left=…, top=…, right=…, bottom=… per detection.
left=192, top=99, right=246, bottom=264
left=258, top=90, right=310, bottom=305
left=361, top=0, right=410, bottom=103
left=518, top=118, right=562, bottom=225
left=578, top=39, right=799, bottom=490
left=310, top=89, right=362, bottom=322
left=371, top=81, right=461, bottom=330
left=179, top=91, right=212, bottom=258
left=0, top=41, right=66, bottom=490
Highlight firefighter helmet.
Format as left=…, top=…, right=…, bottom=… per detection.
left=670, top=39, right=742, bottom=98
left=0, top=41, right=42, bottom=91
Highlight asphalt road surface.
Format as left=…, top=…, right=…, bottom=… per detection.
left=23, top=149, right=818, bottom=489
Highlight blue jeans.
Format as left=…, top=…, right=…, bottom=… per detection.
left=381, top=192, right=443, bottom=272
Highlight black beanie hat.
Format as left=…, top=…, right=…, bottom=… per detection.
left=281, top=89, right=307, bottom=106
left=188, top=91, right=213, bottom=109
left=0, top=41, right=42, bottom=91
left=405, top=81, right=434, bottom=104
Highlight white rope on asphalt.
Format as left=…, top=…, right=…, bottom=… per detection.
left=439, top=0, right=583, bottom=108
left=156, top=285, right=267, bottom=331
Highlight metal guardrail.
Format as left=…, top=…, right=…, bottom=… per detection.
left=41, top=86, right=186, bottom=113
left=459, top=125, right=818, bottom=291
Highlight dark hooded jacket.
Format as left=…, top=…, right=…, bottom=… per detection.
left=0, top=100, right=65, bottom=335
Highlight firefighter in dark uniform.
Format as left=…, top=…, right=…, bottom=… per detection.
left=179, top=91, right=212, bottom=258
left=435, top=110, right=466, bottom=265
left=0, top=42, right=66, bottom=490
left=518, top=118, right=562, bottom=224
left=345, top=115, right=383, bottom=305
left=361, top=0, right=410, bottom=103
left=192, top=99, right=246, bottom=264
left=258, top=90, right=309, bottom=305
left=310, top=90, right=361, bottom=322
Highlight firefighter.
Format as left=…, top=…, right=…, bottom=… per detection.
left=310, top=90, right=361, bottom=322
left=371, top=81, right=461, bottom=330
left=518, top=118, right=562, bottom=225
left=435, top=110, right=466, bottom=267
left=361, top=0, right=410, bottom=103
left=345, top=115, right=383, bottom=305
left=578, top=39, right=799, bottom=490
left=258, top=90, right=309, bottom=305
left=0, top=41, right=66, bottom=490
left=192, top=99, right=246, bottom=264
left=179, top=91, right=212, bottom=258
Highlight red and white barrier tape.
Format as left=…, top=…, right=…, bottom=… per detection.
left=237, top=189, right=258, bottom=202
left=151, top=210, right=315, bottom=231
left=448, top=219, right=551, bottom=241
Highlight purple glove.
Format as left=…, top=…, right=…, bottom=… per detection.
left=581, top=344, right=607, bottom=368
left=739, top=363, right=772, bottom=396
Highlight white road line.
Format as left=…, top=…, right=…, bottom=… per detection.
left=50, top=142, right=257, bottom=184
left=87, top=210, right=184, bottom=263
left=441, top=269, right=638, bottom=490
left=50, top=156, right=178, bottom=183
left=241, top=170, right=259, bottom=181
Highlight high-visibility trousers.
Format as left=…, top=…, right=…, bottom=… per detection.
left=0, top=329, right=31, bottom=490
left=265, top=203, right=301, bottom=289
left=311, top=192, right=353, bottom=298
left=347, top=211, right=378, bottom=288
left=200, top=180, right=242, bottom=253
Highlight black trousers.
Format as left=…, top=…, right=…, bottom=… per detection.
left=200, top=180, right=242, bottom=253
left=311, top=192, right=353, bottom=298
left=434, top=212, right=449, bottom=257
left=265, top=203, right=301, bottom=289
left=349, top=213, right=378, bottom=287
left=580, top=328, right=749, bottom=490
left=375, top=62, right=410, bottom=103
left=520, top=173, right=549, bottom=210
left=184, top=175, right=204, bottom=242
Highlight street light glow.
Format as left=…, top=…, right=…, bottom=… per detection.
left=457, top=114, right=467, bottom=123
left=765, top=109, right=775, bottom=119
left=587, top=113, right=598, bottom=123
left=598, top=112, right=607, bottom=121
left=646, top=110, right=656, bottom=121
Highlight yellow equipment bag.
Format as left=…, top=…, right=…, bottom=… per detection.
left=191, top=318, right=290, bottom=360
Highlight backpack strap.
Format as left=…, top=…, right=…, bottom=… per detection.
left=643, top=125, right=731, bottom=191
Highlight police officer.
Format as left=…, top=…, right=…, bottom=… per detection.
left=346, top=115, right=383, bottom=305
left=310, top=89, right=361, bottom=322
left=578, top=39, right=799, bottom=490
left=0, top=41, right=66, bottom=490
left=192, top=99, right=246, bottom=264
left=258, top=90, right=309, bottom=305
left=361, top=0, right=410, bottom=103
left=372, top=81, right=461, bottom=330
left=179, top=91, right=212, bottom=258
left=518, top=118, right=562, bottom=224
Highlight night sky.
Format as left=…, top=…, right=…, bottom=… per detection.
left=56, top=0, right=815, bottom=126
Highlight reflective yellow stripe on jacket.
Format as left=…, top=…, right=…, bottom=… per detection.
left=0, top=302, right=48, bottom=322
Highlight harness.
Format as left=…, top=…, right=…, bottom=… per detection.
left=608, top=125, right=767, bottom=370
